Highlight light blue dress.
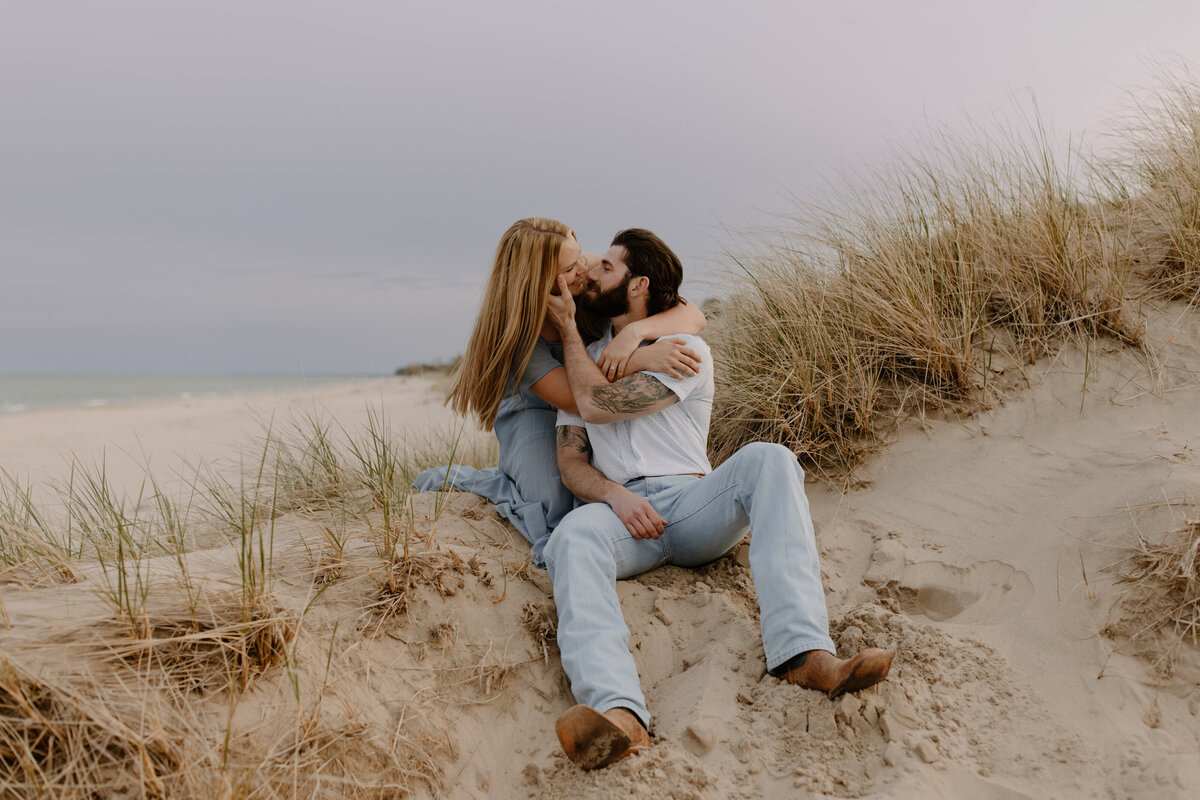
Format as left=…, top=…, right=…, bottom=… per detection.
left=412, top=339, right=574, bottom=568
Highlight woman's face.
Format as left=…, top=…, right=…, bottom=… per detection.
left=552, top=232, right=587, bottom=296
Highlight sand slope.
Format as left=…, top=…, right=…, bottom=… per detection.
left=428, top=302, right=1200, bottom=798
left=2, top=308, right=1199, bottom=798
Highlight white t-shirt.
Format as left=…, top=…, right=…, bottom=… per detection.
left=557, top=331, right=714, bottom=484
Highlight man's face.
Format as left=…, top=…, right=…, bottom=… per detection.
left=550, top=233, right=588, bottom=297
left=581, top=244, right=633, bottom=316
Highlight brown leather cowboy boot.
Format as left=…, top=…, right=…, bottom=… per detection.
left=779, top=648, right=893, bottom=697
left=555, top=705, right=652, bottom=770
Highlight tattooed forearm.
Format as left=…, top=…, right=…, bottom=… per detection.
left=556, top=424, right=618, bottom=503
left=589, top=373, right=674, bottom=414
left=556, top=425, right=592, bottom=458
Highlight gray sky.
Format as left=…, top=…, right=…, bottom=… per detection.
left=3, top=1, right=1199, bottom=375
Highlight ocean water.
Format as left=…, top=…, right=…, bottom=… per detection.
left=0, top=374, right=374, bottom=415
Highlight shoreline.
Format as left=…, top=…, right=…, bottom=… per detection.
left=0, top=374, right=488, bottom=494
left=0, top=372, right=387, bottom=417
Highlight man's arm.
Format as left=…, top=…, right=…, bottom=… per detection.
left=596, top=299, right=706, bottom=380
left=547, top=278, right=680, bottom=424
left=556, top=425, right=666, bottom=539
left=563, top=328, right=679, bottom=424
left=554, top=425, right=612, bottom=505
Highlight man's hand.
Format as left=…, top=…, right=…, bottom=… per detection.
left=545, top=276, right=577, bottom=333
left=606, top=485, right=667, bottom=539
left=557, top=424, right=665, bottom=539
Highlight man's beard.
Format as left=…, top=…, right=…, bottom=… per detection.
left=580, top=273, right=632, bottom=318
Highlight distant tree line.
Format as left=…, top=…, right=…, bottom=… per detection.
left=394, top=356, right=461, bottom=377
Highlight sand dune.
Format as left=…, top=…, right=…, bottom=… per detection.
left=1, top=306, right=1198, bottom=798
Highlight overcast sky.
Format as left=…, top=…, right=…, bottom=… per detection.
left=3, top=1, right=1199, bottom=375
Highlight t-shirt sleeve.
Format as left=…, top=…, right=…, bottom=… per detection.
left=556, top=409, right=586, bottom=428
left=516, top=339, right=563, bottom=394
left=642, top=335, right=713, bottom=401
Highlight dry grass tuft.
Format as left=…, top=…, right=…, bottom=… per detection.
left=259, top=717, right=448, bottom=799
left=1115, top=516, right=1200, bottom=648
left=428, top=618, right=460, bottom=653
left=367, top=547, right=483, bottom=625
left=428, top=642, right=538, bottom=698
left=520, top=601, right=558, bottom=656
left=105, top=597, right=296, bottom=694
left=0, top=655, right=182, bottom=799
left=0, top=644, right=450, bottom=799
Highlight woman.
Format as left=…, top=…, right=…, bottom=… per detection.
left=414, top=217, right=706, bottom=567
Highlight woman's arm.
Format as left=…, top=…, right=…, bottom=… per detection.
left=597, top=298, right=707, bottom=380
left=529, top=366, right=580, bottom=415
left=624, top=336, right=703, bottom=379
left=636, top=297, right=707, bottom=338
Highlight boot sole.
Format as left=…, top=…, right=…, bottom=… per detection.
left=555, top=705, right=634, bottom=770
left=829, top=650, right=893, bottom=698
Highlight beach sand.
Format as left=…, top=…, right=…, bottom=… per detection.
left=2, top=309, right=1199, bottom=798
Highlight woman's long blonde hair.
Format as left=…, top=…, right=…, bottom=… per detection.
left=448, top=217, right=573, bottom=430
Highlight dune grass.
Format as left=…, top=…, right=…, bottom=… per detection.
left=1108, top=507, right=1200, bottom=677
left=1123, top=515, right=1200, bottom=645
left=1113, top=68, right=1200, bottom=303
left=707, top=69, right=1200, bottom=479
left=0, top=408, right=493, bottom=798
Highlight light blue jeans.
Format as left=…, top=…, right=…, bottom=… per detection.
left=542, top=442, right=837, bottom=727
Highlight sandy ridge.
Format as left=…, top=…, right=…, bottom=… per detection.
left=1, top=306, right=1199, bottom=797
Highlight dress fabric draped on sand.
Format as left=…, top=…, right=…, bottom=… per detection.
left=412, top=340, right=573, bottom=568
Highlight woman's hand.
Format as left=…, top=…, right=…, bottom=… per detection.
left=630, top=337, right=702, bottom=380
left=600, top=331, right=703, bottom=381
left=597, top=323, right=644, bottom=380
left=546, top=276, right=577, bottom=333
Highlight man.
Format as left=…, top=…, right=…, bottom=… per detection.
left=543, top=228, right=892, bottom=771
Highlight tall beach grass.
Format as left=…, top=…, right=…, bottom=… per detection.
left=707, top=68, right=1200, bottom=479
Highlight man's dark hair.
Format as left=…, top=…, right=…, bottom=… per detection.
left=610, top=228, right=684, bottom=316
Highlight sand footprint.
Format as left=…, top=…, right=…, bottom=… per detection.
left=865, top=539, right=1033, bottom=624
